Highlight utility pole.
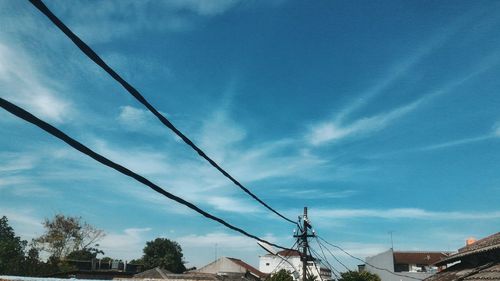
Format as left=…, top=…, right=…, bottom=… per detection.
left=294, top=207, right=315, bottom=281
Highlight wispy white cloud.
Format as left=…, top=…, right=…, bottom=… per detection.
left=308, top=49, right=500, bottom=146
left=324, top=241, right=388, bottom=261
left=99, top=227, right=152, bottom=260
left=0, top=153, right=37, bottom=172
left=167, top=0, right=243, bottom=16
left=311, top=208, right=500, bottom=220
left=493, top=122, right=500, bottom=137
left=0, top=43, right=71, bottom=123
left=333, top=10, right=480, bottom=124
left=0, top=208, right=43, bottom=239
left=91, top=138, right=172, bottom=176
left=278, top=189, right=357, bottom=200
left=199, top=109, right=247, bottom=163
left=420, top=135, right=493, bottom=151
left=419, top=121, right=500, bottom=151
left=309, top=98, right=423, bottom=145
left=117, top=105, right=163, bottom=134
left=43, top=0, right=244, bottom=44
left=0, top=176, right=30, bottom=187
left=104, top=53, right=173, bottom=82
left=205, top=196, right=261, bottom=213
left=178, top=232, right=275, bottom=250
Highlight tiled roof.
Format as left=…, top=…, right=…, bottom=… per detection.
left=425, top=262, right=500, bottom=281
left=227, top=258, right=267, bottom=278
left=436, top=232, right=500, bottom=266
left=393, top=251, right=450, bottom=265
left=425, top=232, right=500, bottom=281
left=459, top=232, right=500, bottom=253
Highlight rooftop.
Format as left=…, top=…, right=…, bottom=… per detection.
left=227, top=258, right=267, bottom=278
left=393, top=251, right=451, bottom=265
left=435, top=232, right=500, bottom=266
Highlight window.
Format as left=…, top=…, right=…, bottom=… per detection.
left=395, top=263, right=409, bottom=272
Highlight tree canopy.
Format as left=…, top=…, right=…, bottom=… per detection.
left=0, top=215, right=106, bottom=276
left=142, top=238, right=186, bottom=273
left=266, top=269, right=294, bottom=281
left=0, top=216, right=27, bottom=275
left=33, top=214, right=105, bottom=259
left=338, top=271, right=381, bottom=281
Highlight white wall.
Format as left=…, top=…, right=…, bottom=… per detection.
left=364, top=249, right=434, bottom=281
left=259, top=255, right=301, bottom=275
left=259, top=255, right=332, bottom=281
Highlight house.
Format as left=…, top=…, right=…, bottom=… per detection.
left=195, top=257, right=267, bottom=281
left=424, top=232, right=500, bottom=281
left=363, top=249, right=450, bottom=281
left=259, top=249, right=333, bottom=281
left=134, top=267, right=173, bottom=279
left=133, top=267, right=219, bottom=281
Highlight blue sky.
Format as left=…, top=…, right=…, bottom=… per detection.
left=1, top=0, right=499, bottom=270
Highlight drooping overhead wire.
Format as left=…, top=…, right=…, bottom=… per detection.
left=0, top=97, right=291, bottom=251
left=310, top=243, right=341, bottom=279
left=269, top=241, right=299, bottom=276
left=307, top=247, right=325, bottom=281
left=317, top=236, right=423, bottom=281
left=27, top=0, right=296, bottom=225
left=315, top=237, right=350, bottom=272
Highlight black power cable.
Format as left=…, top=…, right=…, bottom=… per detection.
left=317, top=236, right=423, bottom=281
left=27, top=0, right=296, bottom=225
left=310, top=244, right=341, bottom=279
left=315, top=237, right=350, bottom=272
left=307, top=247, right=325, bottom=281
left=0, top=97, right=291, bottom=251
left=269, top=241, right=299, bottom=276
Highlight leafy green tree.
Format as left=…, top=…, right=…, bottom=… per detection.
left=266, top=269, right=294, bottom=281
left=0, top=216, right=27, bottom=275
left=21, top=247, right=44, bottom=276
left=142, top=238, right=186, bottom=273
left=33, top=214, right=104, bottom=259
left=66, top=248, right=104, bottom=260
left=128, top=258, right=144, bottom=265
left=338, top=271, right=381, bottom=281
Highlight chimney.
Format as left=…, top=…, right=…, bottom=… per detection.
left=466, top=237, right=476, bottom=246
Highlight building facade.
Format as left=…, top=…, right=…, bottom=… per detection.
left=196, top=257, right=266, bottom=281
left=363, top=249, right=449, bottom=281
left=425, top=232, right=500, bottom=281
left=259, top=250, right=333, bottom=281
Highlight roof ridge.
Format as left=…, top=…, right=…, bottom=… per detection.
left=393, top=250, right=451, bottom=253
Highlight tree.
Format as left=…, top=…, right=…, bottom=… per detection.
left=66, top=248, right=104, bottom=260
left=338, top=271, right=381, bottom=281
left=0, top=216, right=27, bottom=275
left=129, top=258, right=144, bottom=265
left=33, top=214, right=105, bottom=259
left=266, top=269, right=294, bottom=281
left=142, top=238, right=186, bottom=273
